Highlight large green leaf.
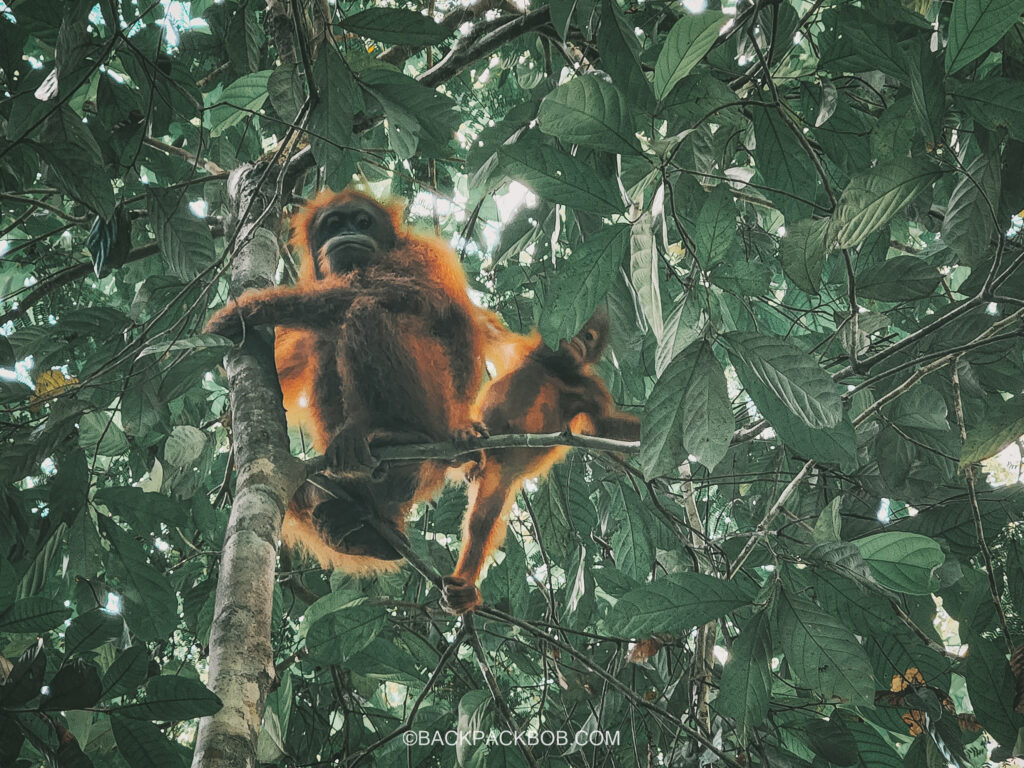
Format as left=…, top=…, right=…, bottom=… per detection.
left=116, top=675, right=222, bottom=721
left=941, top=150, right=1001, bottom=265
left=853, top=532, right=944, bottom=594
left=305, top=603, right=386, bottom=664
left=752, top=107, right=819, bottom=219
left=833, top=159, right=941, bottom=248
left=725, top=332, right=843, bottom=429
left=308, top=48, right=360, bottom=188
left=630, top=211, right=664, bottom=339
left=102, top=646, right=149, bottom=698
left=147, top=189, right=216, bottom=282
left=338, top=8, right=450, bottom=45
left=606, top=573, right=753, bottom=635
left=0, top=597, right=71, bottom=633
left=538, top=224, right=629, bottom=345
left=964, top=637, right=1024, bottom=746
left=945, top=0, right=1024, bottom=74
left=498, top=139, right=625, bottom=214
left=716, top=611, right=772, bottom=740
left=950, top=76, right=1024, bottom=139
left=598, top=0, right=655, bottom=110
left=641, top=341, right=734, bottom=476
left=779, top=217, right=830, bottom=294
left=538, top=75, right=641, bottom=154
left=777, top=592, right=875, bottom=704
left=740, top=363, right=859, bottom=468
left=961, top=396, right=1024, bottom=466
left=654, top=11, right=726, bottom=101
left=206, top=70, right=272, bottom=137
left=111, top=714, right=186, bottom=768
left=856, top=256, right=941, bottom=301
left=694, top=183, right=739, bottom=266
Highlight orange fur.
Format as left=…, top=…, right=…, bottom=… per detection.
left=440, top=316, right=640, bottom=615
left=208, top=188, right=509, bottom=574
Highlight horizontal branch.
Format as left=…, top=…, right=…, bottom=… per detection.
left=304, top=431, right=639, bottom=474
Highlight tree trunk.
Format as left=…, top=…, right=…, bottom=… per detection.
left=191, top=165, right=305, bottom=768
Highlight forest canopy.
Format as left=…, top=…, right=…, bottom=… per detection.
left=3, top=0, right=1024, bottom=766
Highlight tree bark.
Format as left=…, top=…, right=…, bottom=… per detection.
left=191, top=165, right=305, bottom=768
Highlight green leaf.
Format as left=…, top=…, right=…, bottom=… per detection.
left=641, top=341, right=734, bottom=476
left=606, top=573, right=752, bottom=635
left=941, top=150, right=1001, bottom=264
left=945, top=0, right=1024, bottom=74
left=694, top=183, right=739, bottom=266
left=79, top=411, right=129, bottom=457
left=102, top=646, right=149, bottom=698
left=40, top=659, right=102, bottom=711
left=98, top=517, right=179, bottom=642
left=752, top=107, right=818, bottom=219
left=164, top=425, right=207, bottom=467
left=742, top=364, right=858, bottom=468
left=338, top=8, right=450, bottom=46
left=833, top=158, right=941, bottom=248
left=630, top=211, right=664, bottom=339
left=111, top=714, right=187, bottom=768
left=708, top=257, right=772, bottom=296
left=779, top=217, right=830, bottom=294
left=964, top=636, right=1024, bottom=746
left=846, top=720, right=903, bottom=768
left=206, top=70, right=272, bottom=137
left=37, top=107, right=115, bottom=218
left=538, top=224, right=629, bottom=345
left=64, top=608, right=125, bottom=653
left=950, top=77, right=1024, bottom=139
left=853, top=532, right=944, bottom=594
left=267, top=63, right=304, bottom=123
left=305, top=603, right=385, bottom=664
left=611, top=511, right=653, bottom=581
left=655, top=298, right=703, bottom=376
left=805, top=716, right=858, bottom=766
left=361, top=69, right=457, bottom=158
left=499, top=139, right=625, bottom=214
left=597, top=0, right=655, bottom=110
left=813, top=498, right=843, bottom=544
left=385, top=101, right=425, bottom=159
left=777, top=592, right=875, bottom=704
left=961, top=396, right=1024, bottom=466
left=856, top=256, right=940, bottom=301
left=716, top=611, right=772, bottom=740
left=654, top=11, right=726, bottom=101
left=904, top=40, right=946, bottom=146
left=0, top=597, right=71, bottom=633
left=538, top=75, right=641, bottom=154
left=308, top=48, right=360, bottom=188
left=725, top=332, right=843, bottom=429
left=118, top=675, right=222, bottom=720
left=147, top=189, right=216, bottom=281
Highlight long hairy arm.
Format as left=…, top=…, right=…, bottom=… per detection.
left=205, top=277, right=427, bottom=340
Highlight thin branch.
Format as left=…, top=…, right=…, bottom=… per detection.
left=304, top=431, right=639, bottom=474
left=465, top=614, right=539, bottom=768
left=726, top=460, right=816, bottom=579
left=951, top=359, right=1014, bottom=653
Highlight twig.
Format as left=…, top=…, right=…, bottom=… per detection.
left=726, top=460, right=815, bottom=579
left=304, top=432, right=639, bottom=474
left=345, top=625, right=468, bottom=768
left=465, top=614, right=539, bottom=768
left=950, top=360, right=1014, bottom=653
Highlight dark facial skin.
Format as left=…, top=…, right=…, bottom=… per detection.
left=559, top=312, right=609, bottom=365
left=309, top=199, right=398, bottom=273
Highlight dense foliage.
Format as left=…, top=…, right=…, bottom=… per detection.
left=3, top=0, right=1024, bottom=766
